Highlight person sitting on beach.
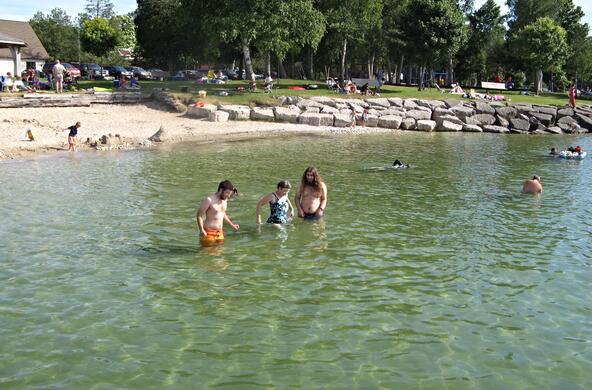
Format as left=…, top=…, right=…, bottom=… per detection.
left=64, top=121, right=81, bottom=152
left=450, top=83, right=464, bottom=94
left=295, top=167, right=327, bottom=221
left=196, top=180, right=240, bottom=246
left=256, top=180, right=294, bottom=224
left=522, top=176, right=543, bottom=194
left=359, top=83, right=369, bottom=96
left=393, top=159, right=410, bottom=168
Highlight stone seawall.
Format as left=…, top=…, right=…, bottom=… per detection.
left=0, top=92, right=151, bottom=108
left=187, top=96, right=592, bottom=135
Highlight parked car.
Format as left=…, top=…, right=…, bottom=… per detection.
left=103, top=66, right=133, bottom=79
left=42, top=62, right=81, bottom=80
left=125, top=66, right=152, bottom=80
left=168, top=70, right=202, bottom=81
left=78, top=63, right=109, bottom=79
left=147, top=68, right=166, bottom=81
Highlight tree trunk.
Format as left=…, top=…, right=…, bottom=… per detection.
left=398, top=56, right=405, bottom=85
left=535, top=69, right=543, bottom=95
left=368, top=51, right=375, bottom=79
left=407, top=63, right=413, bottom=86
left=238, top=57, right=244, bottom=80
left=266, top=52, right=271, bottom=77
left=277, top=55, right=287, bottom=79
left=418, top=65, right=425, bottom=90
left=341, top=38, right=347, bottom=81
left=448, top=57, right=454, bottom=86
left=241, top=36, right=254, bottom=81
left=387, top=58, right=393, bottom=84
left=290, top=52, right=295, bottom=79
left=305, top=45, right=314, bottom=80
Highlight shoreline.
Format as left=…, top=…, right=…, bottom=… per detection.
left=0, top=103, right=394, bottom=161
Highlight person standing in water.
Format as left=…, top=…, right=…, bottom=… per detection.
left=522, top=176, right=543, bottom=194
left=256, top=180, right=294, bottom=224
left=197, top=180, right=240, bottom=246
left=64, top=121, right=81, bottom=152
left=294, top=167, right=328, bottom=220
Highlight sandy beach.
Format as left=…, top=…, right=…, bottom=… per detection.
left=0, top=102, right=381, bottom=160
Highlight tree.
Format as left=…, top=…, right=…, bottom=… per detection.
left=80, top=18, right=119, bottom=59
left=110, top=13, right=137, bottom=50
left=85, top=0, right=115, bottom=19
left=29, top=8, right=79, bottom=61
left=514, top=17, right=568, bottom=94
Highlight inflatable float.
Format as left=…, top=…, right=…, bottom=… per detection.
left=558, top=151, right=587, bottom=160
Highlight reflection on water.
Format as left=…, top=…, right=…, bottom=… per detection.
left=1, top=133, right=591, bottom=388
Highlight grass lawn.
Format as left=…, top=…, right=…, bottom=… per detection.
left=3, top=78, right=588, bottom=108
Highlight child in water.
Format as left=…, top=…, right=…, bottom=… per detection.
left=256, top=180, right=294, bottom=224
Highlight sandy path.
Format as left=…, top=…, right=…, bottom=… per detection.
left=0, top=103, right=356, bottom=160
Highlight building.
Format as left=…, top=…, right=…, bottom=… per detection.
left=0, top=19, right=49, bottom=76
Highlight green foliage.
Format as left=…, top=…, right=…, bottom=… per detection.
left=85, top=0, right=115, bottom=19
left=109, top=14, right=137, bottom=49
left=29, top=9, right=79, bottom=61
left=514, top=17, right=568, bottom=73
left=80, top=18, right=119, bottom=58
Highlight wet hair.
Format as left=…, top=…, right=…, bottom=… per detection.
left=301, top=167, right=323, bottom=196
left=394, top=159, right=402, bottom=166
left=277, top=180, right=291, bottom=189
left=533, top=175, right=540, bottom=181
left=217, top=180, right=235, bottom=192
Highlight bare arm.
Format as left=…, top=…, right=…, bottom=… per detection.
left=196, top=197, right=211, bottom=237
left=316, top=182, right=328, bottom=216
left=256, top=193, right=273, bottom=224
left=294, top=184, right=304, bottom=218
left=223, top=213, right=239, bottom=231
left=287, top=198, right=295, bottom=219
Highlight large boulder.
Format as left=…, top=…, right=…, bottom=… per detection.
left=320, top=105, right=339, bottom=114
left=187, top=103, right=217, bottom=118
left=496, top=115, right=510, bottom=128
left=417, top=99, right=446, bottom=110
left=304, top=106, right=321, bottom=113
left=400, top=117, right=416, bottom=130
left=436, top=115, right=464, bottom=126
left=363, top=115, right=379, bottom=127
left=533, top=105, right=557, bottom=120
left=509, top=118, right=530, bottom=132
left=483, top=125, right=510, bottom=134
left=378, top=108, right=406, bottom=117
left=451, top=106, right=475, bottom=122
left=472, top=114, right=496, bottom=126
left=310, top=96, right=336, bottom=106
left=387, top=97, right=403, bottom=107
left=208, top=110, right=230, bottom=122
left=462, top=124, right=483, bottom=133
left=148, top=126, right=167, bottom=142
left=557, top=107, right=575, bottom=118
left=557, top=116, right=577, bottom=125
left=250, top=107, right=275, bottom=121
left=406, top=109, right=432, bottom=121
left=403, top=99, right=418, bottom=109
left=495, top=106, right=518, bottom=120
left=432, top=107, right=454, bottom=121
left=366, top=98, right=391, bottom=108
left=274, top=107, right=300, bottom=123
left=475, top=102, right=495, bottom=115
left=298, top=113, right=334, bottom=126
left=218, top=104, right=251, bottom=120
left=530, top=112, right=553, bottom=126
left=576, top=113, right=592, bottom=132
left=297, top=99, right=323, bottom=110
left=546, top=126, right=563, bottom=134
left=444, top=99, right=463, bottom=108
left=436, top=120, right=463, bottom=132
left=416, top=120, right=436, bottom=132
left=378, top=115, right=403, bottom=129
left=334, top=113, right=354, bottom=127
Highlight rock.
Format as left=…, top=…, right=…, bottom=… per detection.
left=334, top=113, right=354, bottom=127
left=495, top=106, right=517, bottom=120
left=557, top=116, right=577, bottom=125
left=432, top=107, right=454, bottom=121
left=531, top=129, right=548, bottom=135
left=444, top=99, right=463, bottom=108
left=297, top=99, right=323, bottom=110
left=363, top=115, right=379, bottom=127
left=298, top=113, right=334, bottom=126
left=558, top=123, right=572, bottom=132
left=277, top=96, right=301, bottom=105
left=557, top=107, right=575, bottom=118
left=534, top=105, right=557, bottom=119
left=416, top=120, right=436, bottom=132
left=378, top=115, right=403, bottom=129
left=304, top=106, right=321, bottom=113
left=208, top=110, right=230, bottom=122
left=509, top=118, right=530, bottom=132
left=309, top=96, right=335, bottom=106
left=417, top=99, right=446, bottom=110
left=377, top=108, right=405, bottom=117
left=101, top=134, right=111, bottom=145
left=400, top=117, right=416, bottom=130
left=403, top=99, right=418, bottom=109
left=436, top=115, right=464, bottom=126
left=472, top=114, right=496, bottom=126
left=387, top=97, right=403, bottom=107
left=406, top=109, right=432, bottom=121
left=187, top=103, right=217, bottom=118
left=575, top=113, right=592, bottom=131
left=483, top=125, right=510, bottom=134
left=250, top=107, right=275, bottom=121
left=475, top=101, right=495, bottom=115
left=218, top=104, right=251, bottom=120
left=530, top=112, right=553, bottom=126
left=436, top=120, right=463, bottom=132
left=366, top=98, right=391, bottom=108
left=320, top=105, right=339, bottom=114
left=546, top=126, right=563, bottom=134
left=451, top=106, right=475, bottom=122
left=274, top=107, right=300, bottom=123
left=462, top=124, right=483, bottom=133
left=509, top=127, right=527, bottom=134
left=496, top=115, right=510, bottom=127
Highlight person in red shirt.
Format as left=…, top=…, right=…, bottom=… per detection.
left=569, top=82, right=577, bottom=108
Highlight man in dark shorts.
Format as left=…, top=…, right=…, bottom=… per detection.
left=65, top=122, right=81, bottom=152
left=294, top=167, right=328, bottom=221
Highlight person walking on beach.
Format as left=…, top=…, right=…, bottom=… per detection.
left=52, top=60, right=66, bottom=94
left=361, top=107, right=369, bottom=127
left=295, top=167, right=327, bottom=220
left=64, top=122, right=81, bottom=152
left=350, top=107, right=357, bottom=129
left=256, top=180, right=294, bottom=224
left=569, top=82, right=577, bottom=109
left=197, top=180, right=240, bottom=246
left=522, top=176, right=543, bottom=194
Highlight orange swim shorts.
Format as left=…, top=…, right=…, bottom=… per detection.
left=200, top=228, right=224, bottom=246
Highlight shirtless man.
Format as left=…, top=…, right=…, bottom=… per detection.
left=522, top=176, right=543, bottom=194
left=197, top=180, right=240, bottom=245
left=294, top=167, right=327, bottom=220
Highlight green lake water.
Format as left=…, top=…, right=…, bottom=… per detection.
left=1, top=132, right=591, bottom=389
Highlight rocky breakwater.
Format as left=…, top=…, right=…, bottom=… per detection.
left=186, top=96, right=592, bottom=135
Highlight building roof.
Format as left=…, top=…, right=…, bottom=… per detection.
left=0, top=19, right=49, bottom=60
left=0, top=32, right=26, bottom=47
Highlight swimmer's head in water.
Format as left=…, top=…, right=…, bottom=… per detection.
left=533, top=175, right=541, bottom=182
left=277, top=180, right=291, bottom=189
left=393, top=160, right=402, bottom=166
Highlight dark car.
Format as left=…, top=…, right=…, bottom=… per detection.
left=79, top=63, right=109, bottom=79
left=147, top=68, right=166, bottom=81
left=168, top=70, right=202, bottom=81
left=104, top=66, right=133, bottom=79
left=125, top=66, right=152, bottom=80
left=42, top=62, right=81, bottom=79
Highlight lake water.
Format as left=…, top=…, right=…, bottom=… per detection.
left=1, top=132, right=591, bottom=389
